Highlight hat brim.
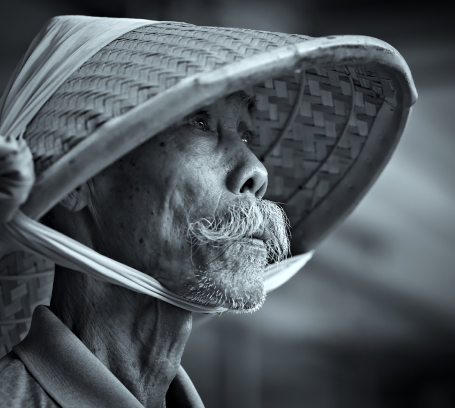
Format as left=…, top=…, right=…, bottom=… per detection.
left=21, top=35, right=417, bottom=254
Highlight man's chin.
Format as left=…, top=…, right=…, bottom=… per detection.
left=181, top=278, right=266, bottom=313
left=225, top=288, right=267, bottom=314
left=179, top=240, right=269, bottom=312
left=181, top=263, right=267, bottom=313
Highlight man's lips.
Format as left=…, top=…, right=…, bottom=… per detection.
left=245, top=238, right=267, bottom=253
left=252, top=230, right=271, bottom=242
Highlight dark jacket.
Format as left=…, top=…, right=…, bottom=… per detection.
left=0, top=306, right=203, bottom=407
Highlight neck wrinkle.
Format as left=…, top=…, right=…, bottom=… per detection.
left=50, top=264, right=192, bottom=408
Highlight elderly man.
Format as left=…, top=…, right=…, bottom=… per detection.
left=1, top=91, right=288, bottom=407
left=0, top=16, right=416, bottom=408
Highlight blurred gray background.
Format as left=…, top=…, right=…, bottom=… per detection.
left=1, top=1, right=454, bottom=407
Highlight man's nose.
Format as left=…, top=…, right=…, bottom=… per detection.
left=225, top=142, right=268, bottom=199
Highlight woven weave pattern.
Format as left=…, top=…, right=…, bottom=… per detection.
left=24, top=22, right=309, bottom=175
left=0, top=251, right=53, bottom=356
left=249, top=65, right=392, bottom=224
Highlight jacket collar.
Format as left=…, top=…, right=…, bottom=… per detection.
left=13, top=305, right=203, bottom=408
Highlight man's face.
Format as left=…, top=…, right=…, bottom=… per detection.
left=88, top=91, right=289, bottom=313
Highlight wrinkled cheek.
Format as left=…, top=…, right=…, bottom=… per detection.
left=151, top=226, right=193, bottom=289
left=149, top=189, right=201, bottom=291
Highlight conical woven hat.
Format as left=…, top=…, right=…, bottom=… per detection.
left=18, top=19, right=417, bottom=254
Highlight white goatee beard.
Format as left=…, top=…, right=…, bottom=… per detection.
left=182, top=197, right=290, bottom=314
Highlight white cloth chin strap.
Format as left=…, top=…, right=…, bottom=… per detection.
left=0, top=15, right=313, bottom=315
left=2, top=212, right=313, bottom=314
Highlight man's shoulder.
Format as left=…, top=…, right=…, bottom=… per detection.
left=0, top=350, right=60, bottom=408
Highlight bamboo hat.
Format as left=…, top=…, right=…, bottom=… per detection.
left=5, top=18, right=416, bottom=255
left=0, top=16, right=417, bottom=348
left=0, top=16, right=417, bottom=320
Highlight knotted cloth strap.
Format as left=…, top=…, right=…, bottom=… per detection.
left=0, top=15, right=313, bottom=316
left=0, top=135, right=35, bottom=222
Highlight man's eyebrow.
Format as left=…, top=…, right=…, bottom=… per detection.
left=224, top=91, right=258, bottom=113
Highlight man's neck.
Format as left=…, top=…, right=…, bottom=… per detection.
left=50, top=265, right=192, bottom=408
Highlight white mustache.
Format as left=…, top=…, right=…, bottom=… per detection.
left=187, top=197, right=290, bottom=264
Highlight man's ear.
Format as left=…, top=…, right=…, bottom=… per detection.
left=59, top=183, right=90, bottom=212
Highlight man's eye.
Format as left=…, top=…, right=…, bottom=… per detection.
left=241, top=130, right=257, bottom=145
left=190, top=112, right=211, bottom=131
